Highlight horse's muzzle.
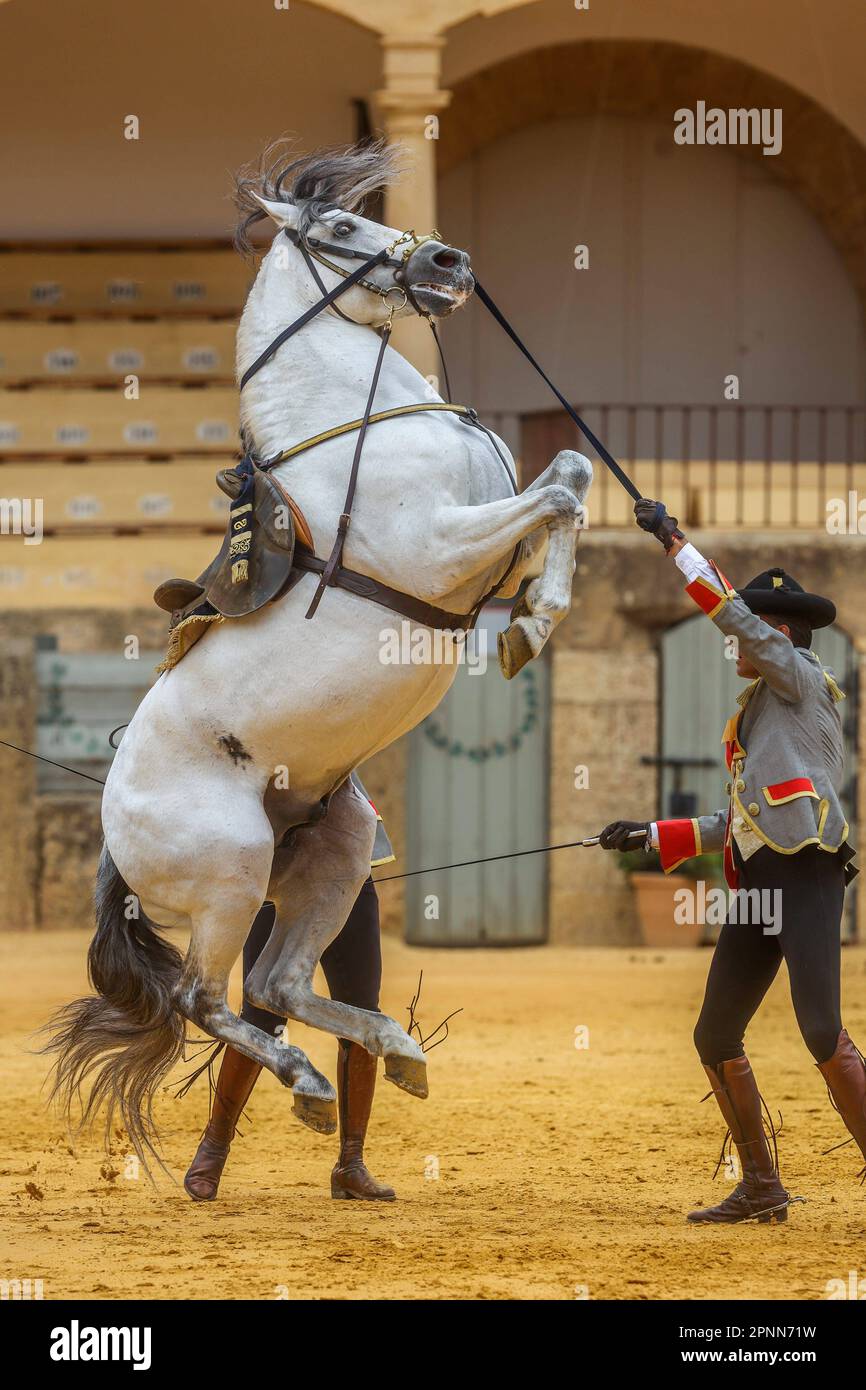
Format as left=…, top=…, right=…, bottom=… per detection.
left=400, top=242, right=474, bottom=317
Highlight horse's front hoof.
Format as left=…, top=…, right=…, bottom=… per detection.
left=498, top=622, right=533, bottom=680
left=384, top=1053, right=428, bottom=1099
left=291, top=1091, right=337, bottom=1134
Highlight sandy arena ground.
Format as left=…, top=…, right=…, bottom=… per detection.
left=2, top=930, right=865, bottom=1301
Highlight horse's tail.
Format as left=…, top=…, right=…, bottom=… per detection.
left=41, top=844, right=186, bottom=1173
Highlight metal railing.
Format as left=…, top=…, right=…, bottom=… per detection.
left=510, top=404, right=866, bottom=529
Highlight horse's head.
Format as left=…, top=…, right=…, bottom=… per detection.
left=236, top=140, right=474, bottom=326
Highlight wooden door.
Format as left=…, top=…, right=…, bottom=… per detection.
left=405, top=606, right=549, bottom=945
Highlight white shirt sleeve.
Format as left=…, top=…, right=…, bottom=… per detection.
left=648, top=822, right=659, bottom=849
left=673, top=541, right=717, bottom=587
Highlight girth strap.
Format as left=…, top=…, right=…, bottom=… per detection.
left=292, top=548, right=476, bottom=632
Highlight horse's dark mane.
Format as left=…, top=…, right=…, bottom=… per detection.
left=234, top=137, right=404, bottom=254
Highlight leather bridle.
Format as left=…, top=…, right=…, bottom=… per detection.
left=239, top=221, right=450, bottom=381
left=238, top=222, right=519, bottom=627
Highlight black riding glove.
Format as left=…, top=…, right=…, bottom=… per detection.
left=598, top=820, right=650, bottom=851
left=634, top=498, right=683, bottom=553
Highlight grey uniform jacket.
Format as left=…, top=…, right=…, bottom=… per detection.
left=350, top=772, right=395, bottom=867
left=688, top=566, right=849, bottom=867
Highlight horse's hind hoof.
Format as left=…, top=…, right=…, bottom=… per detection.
left=510, top=592, right=530, bottom=623
left=384, top=1054, right=428, bottom=1099
left=498, top=622, right=533, bottom=680
left=292, top=1092, right=337, bottom=1135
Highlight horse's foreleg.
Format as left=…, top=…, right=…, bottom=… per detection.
left=495, top=449, right=593, bottom=591
left=428, top=464, right=587, bottom=597
left=431, top=450, right=591, bottom=677
left=246, top=781, right=428, bottom=1099
left=498, top=450, right=593, bottom=679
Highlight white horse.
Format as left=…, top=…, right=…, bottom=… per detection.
left=46, top=142, right=591, bottom=1164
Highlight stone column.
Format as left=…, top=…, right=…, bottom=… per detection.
left=857, top=643, right=866, bottom=943
left=374, top=34, right=450, bottom=381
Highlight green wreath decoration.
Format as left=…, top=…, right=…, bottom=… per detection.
left=422, top=666, right=539, bottom=761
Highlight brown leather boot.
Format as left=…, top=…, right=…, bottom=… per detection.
left=818, top=1029, right=866, bottom=1181
left=330, top=1041, right=396, bottom=1201
left=688, top=1055, right=790, bottom=1224
left=184, top=1047, right=262, bottom=1201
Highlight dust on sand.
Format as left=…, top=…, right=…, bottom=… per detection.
left=2, top=931, right=865, bottom=1300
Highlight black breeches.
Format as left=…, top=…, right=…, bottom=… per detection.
left=693, top=845, right=845, bottom=1068
left=239, top=876, right=382, bottom=1034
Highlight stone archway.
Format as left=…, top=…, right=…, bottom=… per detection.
left=438, top=39, right=866, bottom=316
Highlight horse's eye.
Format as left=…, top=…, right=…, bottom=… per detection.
left=334, top=221, right=354, bottom=238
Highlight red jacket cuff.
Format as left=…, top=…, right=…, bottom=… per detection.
left=656, top=818, right=702, bottom=873
left=685, top=562, right=737, bottom=619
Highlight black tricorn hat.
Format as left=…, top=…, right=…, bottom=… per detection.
left=738, top=567, right=835, bottom=629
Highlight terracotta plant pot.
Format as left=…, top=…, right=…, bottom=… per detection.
left=630, top=872, right=704, bottom=948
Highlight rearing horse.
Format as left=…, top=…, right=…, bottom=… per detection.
left=46, top=141, right=592, bottom=1166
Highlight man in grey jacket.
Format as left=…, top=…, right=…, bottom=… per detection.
left=600, top=499, right=864, bottom=1226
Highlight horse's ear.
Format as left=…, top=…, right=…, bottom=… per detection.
left=251, top=194, right=299, bottom=229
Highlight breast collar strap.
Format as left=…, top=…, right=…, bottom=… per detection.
left=258, top=402, right=516, bottom=494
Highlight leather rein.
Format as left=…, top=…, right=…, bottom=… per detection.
left=239, top=226, right=519, bottom=630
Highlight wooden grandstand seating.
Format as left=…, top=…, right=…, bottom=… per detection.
left=0, top=244, right=262, bottom=604
left=0, top=320, right=236, bottom=383
left=564, top=459, right=866, bottom=528
left=0, top=246, right=252, bottom=316
left=0, top=533, right=221, bottom=610
left=0, top=460, right=232, bottom=531
left=0, top=386, right=239, bottom=454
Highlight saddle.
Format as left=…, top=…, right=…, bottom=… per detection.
left=154, top=462, right=314, bottom=619
left=154, top=437, right=515, bottom=654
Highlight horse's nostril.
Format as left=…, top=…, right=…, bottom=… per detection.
left=432, top=248, right=459, bottom=270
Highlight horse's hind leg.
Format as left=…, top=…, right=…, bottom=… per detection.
left=172, top=837, right=338, bottom=1135
left=245, top=780, right=428, bottom=1100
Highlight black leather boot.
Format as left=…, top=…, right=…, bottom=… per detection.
left=688, top=1055, right=790, bottom=1224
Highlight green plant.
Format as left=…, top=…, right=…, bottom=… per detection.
left=615, top=848, right=663, bottom=875
left=676, top=851, right=725, bottom=883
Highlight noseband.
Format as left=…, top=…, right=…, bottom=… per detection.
left=283, top=224, right=442, bottom=316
